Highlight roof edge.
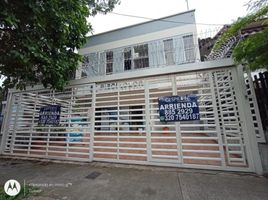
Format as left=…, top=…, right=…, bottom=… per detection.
left=87, top=9, right=196, bottom=38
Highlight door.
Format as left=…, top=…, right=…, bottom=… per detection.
left=146, top=76, right=182, bottom=164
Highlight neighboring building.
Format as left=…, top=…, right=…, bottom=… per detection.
left=198, top=25, right=230, bottom=61
left=200, top=19, right=268, bottom=61
left=76, top=10, right=200, bottom=79
left=199, top=19, right=268, bottom=173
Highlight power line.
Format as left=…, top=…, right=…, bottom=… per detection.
left=110, top=12, right=227, bottom=26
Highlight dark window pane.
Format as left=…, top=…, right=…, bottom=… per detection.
left=134, top=58, right=149, bottom=69
left=124, top=48, right=132, bottom=71
left=134, top=44, right=148, bottom=57
left=106, top=51, right=113, bottom=74
left=133, top=44, right=149, bottom=69
left=124, top=60, right=132, bottom=70
left=164, top=39, right=174, bottom=65
left=183, top=35, right=195, bottom=62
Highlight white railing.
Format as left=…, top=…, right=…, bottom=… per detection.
left=80, top=34, right=200, bottom=78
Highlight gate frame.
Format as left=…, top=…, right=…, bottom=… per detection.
left=89, top=83, right=96, bottom=162
left=0, top=92, right=13, bottom=153
left=0, top=59, right=263, bottom=174
left=232, top=65, right=263, bottom=174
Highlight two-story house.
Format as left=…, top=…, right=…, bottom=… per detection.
left=75, top=9, right=201, bottom=138
left=1, top=9, right=264, bottom=174
left=76, top=9, right=200, bottom=79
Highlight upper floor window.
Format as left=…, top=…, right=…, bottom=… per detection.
left=134, top=44, right=149, bottom=69
left=106, top=51, right=113, bottom=74
left=81, top=53, right=99, bottom=78
left=124, top=47, right=132, bottom=71
left=124, top=44, right=149, bottom=71
left=163, top=39, right=175, bottom=65
left=183, top=34, right=195, bottom=62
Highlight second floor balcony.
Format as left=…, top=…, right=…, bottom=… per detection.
left=79, top=33, right=200, bottom=79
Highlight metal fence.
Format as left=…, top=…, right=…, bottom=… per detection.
left=253, top=72, right=268, bottom=131
left=245, top=71, right=267, bottom=143
left=0, top=64, right=263, bottom=173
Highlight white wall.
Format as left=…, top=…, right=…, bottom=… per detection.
left=77, top=23, right=200, bottom=79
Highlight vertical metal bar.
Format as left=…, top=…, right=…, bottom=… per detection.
left=46, top=125, right=50, bottom=157
left=46, top=90, right=54, bottom=157
left=214, top=72, right=231, bottom=165
left=172, top=75, right=183, bottom=164
left=175, top=122, right=182, bottom=164
left=227, top=70, right=247, bottom=166
left=246, top=70, right=265, bottom=143
left=28, top=93, right=38, bottom=155
left=232, top=65, right=263, bottom=174
left=0, top=91, right=14, bottom=154
left=144, top=81, right=152, bottom=162
left=66, top=88, right=73, bottom=158
left=90, top=84, right=96, bottom=161
left=10, top=93, right=21, bottom=153
left=209, top=72, right=226, bottom=167
left=117, top=87, right=120, bottom=161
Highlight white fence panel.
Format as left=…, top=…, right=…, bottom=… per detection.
left=2, top=84, right=94, bottom=162
left=0, top=65, right=262, bottom=173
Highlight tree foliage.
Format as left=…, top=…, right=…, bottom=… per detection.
left=214, top=0, right=268, bottom=70
left=0, top=0, right=119, bottom=90
left=247, top=0, right=268, bottom=12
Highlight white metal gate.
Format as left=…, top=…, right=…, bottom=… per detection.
left=0, top=65, right=263, bottom=173
left=147, top=77, right=182, bottom=164
left=1, top=84, right=94, bottom=161
left=93, top=81, right=147, bottom=162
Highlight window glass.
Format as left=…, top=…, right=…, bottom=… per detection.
left=106, top=51, right=113, bottom=74
left=163, top=39, right=175, bottom=65
left=124, top=47, right=132, bottom=71
left=183, top=34, right=195, bottom=62
left=133, top=44, right=149, bottom=69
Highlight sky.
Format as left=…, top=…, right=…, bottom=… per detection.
left=88, top=0, right=250, bottom=38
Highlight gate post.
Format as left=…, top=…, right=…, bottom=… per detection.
left=89, top=83, right=96, bottom=161
left=144, top=81, right=152, bottom=162
left=232, top=65, right=263, bottom=175
left=171, top=75, right=183, bottom=164
left=0, top=91, right=13, bottom=154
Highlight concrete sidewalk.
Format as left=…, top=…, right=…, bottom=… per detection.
left=0, top=158, right=268, bottom=200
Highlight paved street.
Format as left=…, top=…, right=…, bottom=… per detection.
left=0, top=158, right=268, bottom=200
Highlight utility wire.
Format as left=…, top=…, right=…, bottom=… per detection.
left=110, top=12, right=227, bottom=26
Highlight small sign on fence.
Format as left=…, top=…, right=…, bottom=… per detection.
left=158, top=95, right=200, bottom=122
left=38, top=105, right=61, bottom=125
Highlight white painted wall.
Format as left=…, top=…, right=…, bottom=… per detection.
left=76, top=22, right=200, bottom=80
left=79, top=24, right=197, bottom=54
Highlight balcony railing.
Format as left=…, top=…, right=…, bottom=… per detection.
left=80, top=34, right=200, bottom=78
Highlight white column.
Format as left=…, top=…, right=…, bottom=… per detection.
left=232, top=65, right=263, bottom=175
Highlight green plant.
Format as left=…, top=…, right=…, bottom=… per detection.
left=214, top=0, right=268, bottom=70
left=0, top=0, right=120, bottom=90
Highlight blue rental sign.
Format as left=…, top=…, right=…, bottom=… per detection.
left=158, top=95, right=200, bottom=122
left=39, top=105, right=61, bottom=125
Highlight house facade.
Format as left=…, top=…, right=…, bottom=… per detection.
left=0, top=10, right=264, bottom=174
left=76, top=10, right=200, bottom=79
